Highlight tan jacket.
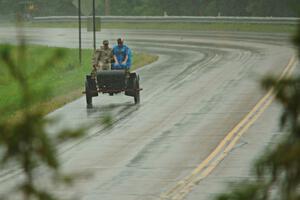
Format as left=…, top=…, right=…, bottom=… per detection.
left=92, top=46, right=113, bottom=66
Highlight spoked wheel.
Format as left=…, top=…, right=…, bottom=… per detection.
left=85, top=81, right=93, bottom=108
left=133, top=76, right=140, bottom=104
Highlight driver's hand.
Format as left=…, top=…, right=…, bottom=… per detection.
left=121, top=61, right=126, bottom=65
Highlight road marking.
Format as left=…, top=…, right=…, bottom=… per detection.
left=160, top=56, right=297, bottom=200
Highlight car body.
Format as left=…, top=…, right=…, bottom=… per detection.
left=85, top=70, right=141, bottom=108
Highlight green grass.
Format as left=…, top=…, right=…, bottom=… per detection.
left=0, top=44, right=158, bottom=120
left=23, top=22, right=298, bottom=33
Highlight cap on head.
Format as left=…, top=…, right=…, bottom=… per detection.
left=117, top=38, right=124, bottom=44
left=103, top=40, right=109, bottom=45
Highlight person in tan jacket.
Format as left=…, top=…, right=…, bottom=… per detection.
left=91, top=40, right=113, bottom=77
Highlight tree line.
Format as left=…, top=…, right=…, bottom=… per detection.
left=0, top=0, right=299, bottom=18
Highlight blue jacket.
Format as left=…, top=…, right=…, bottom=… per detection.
left=112, top=45, right=132, bottom=68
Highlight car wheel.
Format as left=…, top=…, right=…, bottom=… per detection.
left=133, top=76, right=140, bottom=104
left=85, top=81, right=93, bottom=108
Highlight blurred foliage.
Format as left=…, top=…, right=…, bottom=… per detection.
left=215, top=22, right=300, bottom=200
left=0, top=26, right=86, bottom=200
left=0, top=0, right=299, bottom=18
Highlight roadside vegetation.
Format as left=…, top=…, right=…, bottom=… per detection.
left=0, top=44, right=158, bottom=120
left=0, top=0, right=298, bottom=17
left=24, top=22, right=298, bottom=33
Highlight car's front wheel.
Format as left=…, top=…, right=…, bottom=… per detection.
left=133, top=76, right=140, bottom=104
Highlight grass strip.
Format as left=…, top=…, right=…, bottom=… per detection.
left=0, top=44, right=158, bottom=120
left=22, top=22, right=298, bottom=33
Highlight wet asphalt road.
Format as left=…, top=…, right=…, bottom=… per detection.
left=0, top=27, right=297, bottom=200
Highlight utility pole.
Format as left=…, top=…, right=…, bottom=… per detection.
left=92, top=0, right=96, bottom=50
left=105, top=0, right=110, bottom=16
left=78, top=0, right=82, bottom=65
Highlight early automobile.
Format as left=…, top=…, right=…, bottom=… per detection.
left=84, top=70, right=141, bottom=108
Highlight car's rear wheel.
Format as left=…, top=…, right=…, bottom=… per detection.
left=85, top=81, right=93, bottom=108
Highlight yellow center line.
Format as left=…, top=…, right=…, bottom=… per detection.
left=160, top=55, right=297, bottom=200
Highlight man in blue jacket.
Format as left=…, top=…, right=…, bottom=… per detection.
left=112, top=38, right=132, bottom=70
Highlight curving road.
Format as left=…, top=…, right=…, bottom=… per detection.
left=0, top=27, right=297, bottom=200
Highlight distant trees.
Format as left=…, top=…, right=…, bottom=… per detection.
left=200, top=0, right=298, bottom=16
left=101, top=0, right=298, bottom=16
left=246, top=0, right=299, bottom=17
left=0, top=0, right=78, bottom=18
left=0, top=0, right=298, bottom=17
left=107, top=0, right=298, bottom=16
